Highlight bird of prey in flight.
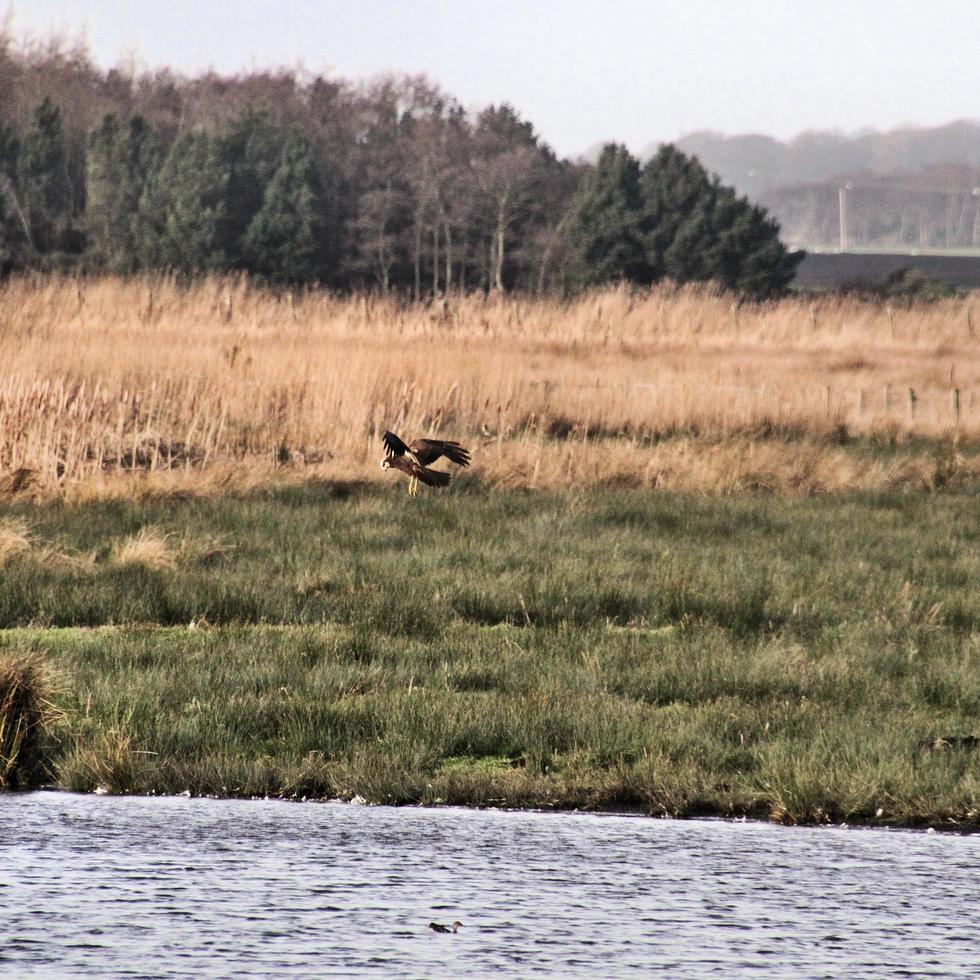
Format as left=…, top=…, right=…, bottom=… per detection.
left=381, top=430, right=471, bottom=496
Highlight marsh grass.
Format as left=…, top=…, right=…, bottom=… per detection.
left=1, top=275, right=979, bottom=498
left=0, top=651, right=62, bottom=789
left=1, top=486, right=977, bottom=826
left=4, top=275, right=976, bottom=823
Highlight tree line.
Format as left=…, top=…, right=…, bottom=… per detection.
left=0, top=34, right=801, bottom=298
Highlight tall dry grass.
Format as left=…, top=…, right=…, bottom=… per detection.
left=1, top=274, right=978, bottom=496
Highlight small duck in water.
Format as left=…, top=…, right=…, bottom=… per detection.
left=428, top=921, right=462, bottom=934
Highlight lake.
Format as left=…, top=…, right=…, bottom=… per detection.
left=2, top=792, right=977, bottom=977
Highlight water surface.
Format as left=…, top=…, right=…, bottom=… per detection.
left=2, top=793, right=977, bottom=977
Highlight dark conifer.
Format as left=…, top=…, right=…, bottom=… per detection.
left=87, top=114, right=161, bottom=271
left=566, top=143, right=648, bottom=287
left=242, top=133, right=327, bottom=282
left=0, top=125, right=25, bottom=269
left=217, top=110, right=283, bottom=268
left=18, top=98, right=82, bottom=260
left=642, top=145, right=803, bottom=299
left=136, top=130, right=228, bottom=274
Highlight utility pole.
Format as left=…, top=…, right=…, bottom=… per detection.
left=838, top=183, right=851, bottom=252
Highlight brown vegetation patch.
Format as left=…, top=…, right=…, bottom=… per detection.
left=0, top=518, right=33, bottom=566
left=0, top=276, right=977, bottom=496
left=111, top=527, right=176, bottom=570
left=0, top=652, right=62, bottom=789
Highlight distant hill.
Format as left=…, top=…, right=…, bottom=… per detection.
left=643, top=122, right=980, bottom=251
left=656, top=121, right=980, bottom=196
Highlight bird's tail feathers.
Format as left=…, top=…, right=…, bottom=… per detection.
left=418, top=466, right=452, bottom=488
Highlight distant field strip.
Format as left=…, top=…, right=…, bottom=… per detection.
left=1, top=275, right=979, bottom=496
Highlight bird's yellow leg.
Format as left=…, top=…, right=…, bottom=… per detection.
left=412, top=476, right=419, bottom=496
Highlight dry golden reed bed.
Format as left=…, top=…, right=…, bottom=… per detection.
left=1, top=275, right=979, bottom=498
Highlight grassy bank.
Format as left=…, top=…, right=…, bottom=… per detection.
left=1, top=485, right=977, bottom=827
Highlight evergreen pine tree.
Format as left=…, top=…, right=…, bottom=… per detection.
left=640, top=144, right=715, bottom=281
left=566, top=144, right=648, bottom=287
left=242, top=133, right=326, bottom=282
left=0, top=125, right=24, bottom=270
left=641, top=144, right=802, bottom=299
left=217, top=110, right=283, bottom=268
left=136, top=130, right=228, bottom=274
left=87, top=114, right=161, bottom=271
left=703, top=187, right=803, bottom=298
left=18, top=98, right=80, bottom=259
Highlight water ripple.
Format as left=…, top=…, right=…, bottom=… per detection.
left=1, top=793, right=978, bottom=978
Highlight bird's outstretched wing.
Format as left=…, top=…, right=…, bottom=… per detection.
left=383, top=430, right=413, bottom=459
left=410, top=439, right=471, bottom=468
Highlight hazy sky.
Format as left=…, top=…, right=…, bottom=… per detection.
left=7, top=1, right=980, bottom=157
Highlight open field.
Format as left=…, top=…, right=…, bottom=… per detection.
left=1, top=486, right=978, bottom=827
left=1, top=275, right=979, bottom=499
left=1, top=277, right=977, bottom=826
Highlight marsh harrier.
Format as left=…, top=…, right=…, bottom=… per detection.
left=381, top=430, right=471, bottom=496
